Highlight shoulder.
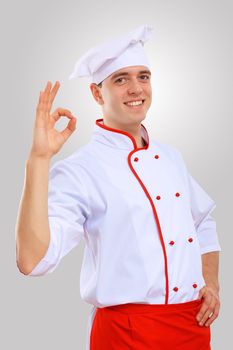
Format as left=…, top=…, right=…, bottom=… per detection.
left=51, top=143, right=92, bottom=171
left=49, top=143, right=93, bottom=189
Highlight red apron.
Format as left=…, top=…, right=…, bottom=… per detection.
left=90, top=298, right=211, bottom=350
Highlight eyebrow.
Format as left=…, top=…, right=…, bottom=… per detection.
left=110, top=70, right=151, bottom=81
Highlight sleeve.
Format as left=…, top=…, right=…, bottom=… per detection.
left=187, top=174, right=221, bottom=254
left=172, top=147, right=221, bottom=255
left=27, top=158, right=90, bottom=276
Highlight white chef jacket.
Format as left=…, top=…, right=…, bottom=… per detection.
left=27, top=117, right=221, bottom=349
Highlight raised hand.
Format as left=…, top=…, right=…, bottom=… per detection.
left=29, top=81, right=77, bottom=160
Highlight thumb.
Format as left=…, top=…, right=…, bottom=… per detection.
left=198, top=286, right=206, bottom=300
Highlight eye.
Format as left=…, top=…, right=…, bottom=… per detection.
left=115, top=77, right=126, bottom=84
left=115, top=75, right=150, bottom=84
left=140, top=75, right=150, bottom=80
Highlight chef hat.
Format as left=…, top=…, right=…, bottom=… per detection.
left=68, top=24, right=154, bottom=85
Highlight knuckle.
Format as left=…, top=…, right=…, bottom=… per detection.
left=63, top=108, right=71, bottom=113
left=57, top=107, right=65, bottom=112
left=65, top=110, right=72, bottom=115
left=39, top=100, right=45, bottom=106
left=36, top=106, right=43, bottom=112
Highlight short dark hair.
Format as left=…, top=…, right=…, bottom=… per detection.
left=97, top=81, right=102, bottom=88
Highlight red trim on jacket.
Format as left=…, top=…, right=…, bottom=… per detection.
left=127, top=152, right=169, bottom=304
left=95, top=118, right=149, bottom=150
left=96, top=118, right=169, bottom=304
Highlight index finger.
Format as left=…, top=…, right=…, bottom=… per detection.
left=196, top=295, right=212, bottom=321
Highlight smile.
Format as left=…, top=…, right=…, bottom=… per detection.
left=124, top=100, right=145, bottom=107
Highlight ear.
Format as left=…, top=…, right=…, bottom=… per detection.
left=90, top=83, right=104, bottom=105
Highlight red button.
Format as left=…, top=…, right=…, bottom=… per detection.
left=175, top=192, right=180, bottom=197
left=169, top=240, right=175, bottom=245
left=193, top=283, right=198, bottom=288
left=154, top=155, right=159, bottom=159
left=156, top=195, right=161, bottom=200
left=173, top=287, right=179, bottom=292
left=188, top=237, right=193, bottom=243
left=134, top=157, right=139, bottom=162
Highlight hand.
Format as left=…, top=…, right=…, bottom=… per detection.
left=196, top=285, right=220, bottom=327
left=29, top=81, right=77, bottom=160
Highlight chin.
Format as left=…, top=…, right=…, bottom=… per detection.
left=129, top=113, right=147, bottom=123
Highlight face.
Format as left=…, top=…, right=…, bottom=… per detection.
left=90, top=65, right=152, bottom=127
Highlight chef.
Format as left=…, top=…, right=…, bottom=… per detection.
left=25, top=25, right=221, bottom=349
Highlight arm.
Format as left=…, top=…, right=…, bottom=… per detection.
left=15, top=81, right=76, bottom=275
left=187, top=175, right=221, bottom=326
left=201, top=251, right=220, bottom=293
left=195, top=251, right=221, bottom=327
left=15, top=157, right=51, bottom=274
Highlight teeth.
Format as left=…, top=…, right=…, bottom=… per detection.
left=126, top=100, right=143, bottom=106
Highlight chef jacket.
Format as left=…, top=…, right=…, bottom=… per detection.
left=27, top=117, right=221, bottom=348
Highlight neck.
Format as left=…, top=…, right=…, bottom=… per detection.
left=102, top=118, right=144, bottom=147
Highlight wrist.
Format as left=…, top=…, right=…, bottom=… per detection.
left=205, top=282, right=220, bottom=294
left=27, top=152, right=52, bottom=165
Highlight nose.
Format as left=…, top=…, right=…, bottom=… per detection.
left=127, top=78, right=143, bottom=95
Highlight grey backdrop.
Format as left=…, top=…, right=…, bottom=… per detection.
left=2, top=0, right=232, bottom=349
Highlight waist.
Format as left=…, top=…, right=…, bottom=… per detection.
left=98, top=298, right=202, bottom=314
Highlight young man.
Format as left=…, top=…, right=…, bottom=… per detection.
left=15, top=25, right=221, bottom=350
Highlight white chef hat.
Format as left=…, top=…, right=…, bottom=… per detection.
left=68, top=24, right=154, bottom=85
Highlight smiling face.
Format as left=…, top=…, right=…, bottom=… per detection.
left=90, top=65, right=152, bottom=128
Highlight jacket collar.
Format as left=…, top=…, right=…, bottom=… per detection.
left=92, top=118, right=150, bottom=151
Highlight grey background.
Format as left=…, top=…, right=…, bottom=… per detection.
left=1, top=0, right=232, bottom=349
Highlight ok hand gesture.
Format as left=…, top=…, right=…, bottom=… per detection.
left=29, top=81, right=77, bottom=160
